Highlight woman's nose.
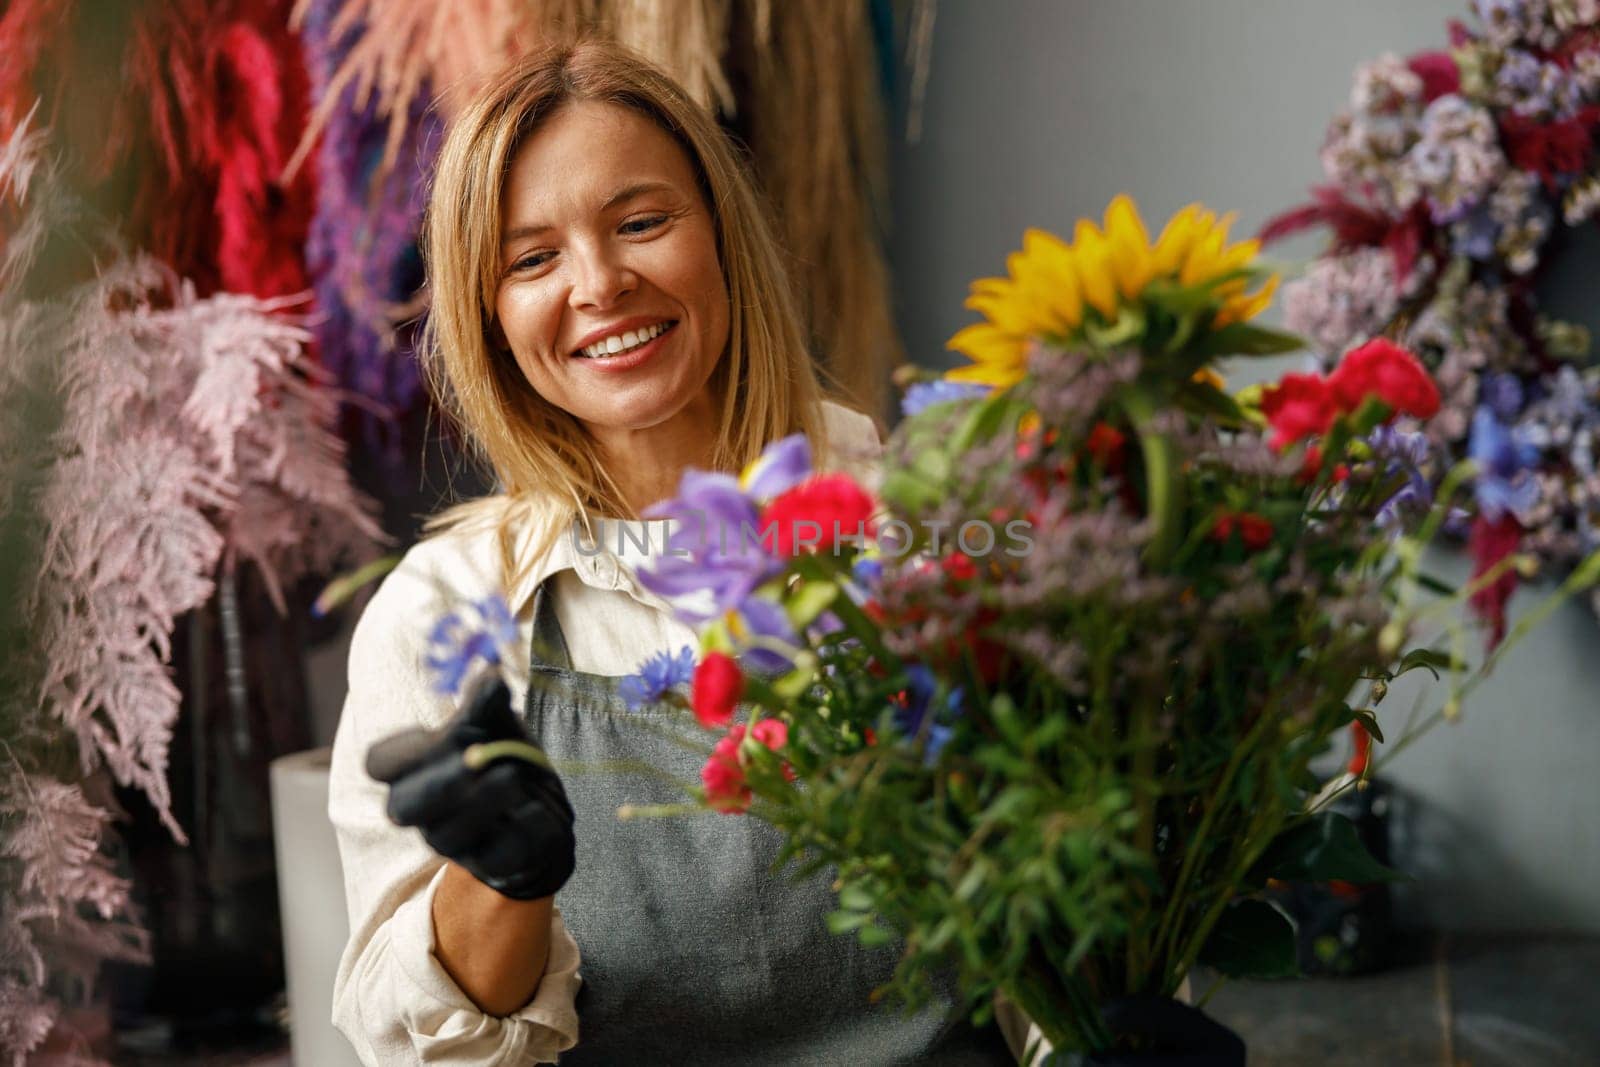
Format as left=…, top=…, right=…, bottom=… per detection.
left=568, top=245, right=637, bottom=310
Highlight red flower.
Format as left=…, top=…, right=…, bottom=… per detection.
left=1347, top=720, right=1373, bottom=776
left=702, top=730, right=750, bottom=812
left=1406, top=51, right=1460, bottom=102
left=691, top=652, right=743, bottom=728
left=1469, top=514, right=1522, bottom=651
left=1298, top=445, right=1351, bottom=485
left=1500, top=108, right=1600, bottom=192
left=701, top=720, right=791, bottom=813
left=1085, top=422, right=1127, bottom=471
left=761, top=474, right=877, bottom=556
left=940, top=551, right=978, bottom=585
left=1261, top=372, right=1338, bottom=451
left=1327, top=339, right=1440, bottom=420
left=1211, top=511, right=1274, bottom=551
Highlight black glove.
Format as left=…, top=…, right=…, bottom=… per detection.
left=366, top=674, right=577, bottom=901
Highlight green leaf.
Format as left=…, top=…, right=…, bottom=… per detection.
left=1193, top=322, right=1305, bottom=358
left=1414, top=572, right=1458, bottom=597
left=838, top=883, right=874, bottom=912
left=1197, top=899, right=1299, bottom=979
left=856, top=923, right=896, bottom=948
left=1349, top=707, right=1385, bottom=744
left=1084, top=304, right=1146, bottom=348
left=1396, top=647, right=1468, bottom=681
left=1173, top=379, right=1249, bottom=424
left=825, top=909, right=871, bottom=935
left=784, top=579, right=838, bottom=629
left=949, top=387, right=1017, bottom=454
left=1250, top=813, right=1408, bottom=886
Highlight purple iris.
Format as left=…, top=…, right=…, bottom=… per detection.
left=638, top=470, right=781, bottom=622
left=901, top=380, right=991, bottom=417
left=738, top=433, right=813, bottom=501
left=637, top=435, right=816, bottom=622
left=1370, top=426, right=1435, bottom=534
left=619, top=646, right=697, bottom=711
left=1468, top=405, right=1541, bottom=522
left=726, top=595, right=801, bottom=676
left=424, top=596, right=519, bottom=696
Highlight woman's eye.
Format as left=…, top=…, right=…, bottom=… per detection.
left=512, top=251, right=554, bottom=272
left=621, top=215, right=668, bottom=235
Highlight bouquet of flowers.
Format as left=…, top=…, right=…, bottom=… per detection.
left=1264, top=0, right=1600, bottom=635
left=608, top=194, right=1600, bottom=1061
left=420, top=196, right=1597, bottom=1061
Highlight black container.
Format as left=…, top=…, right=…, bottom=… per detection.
left=106, top=565, right=314, bottom=1044
left=1052, top=996, right=1246, bottom=1066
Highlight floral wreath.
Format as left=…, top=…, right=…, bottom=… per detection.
left=1265, top=0, right=1600, bottom=632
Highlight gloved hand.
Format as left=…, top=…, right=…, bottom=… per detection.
left=366, top=674, right=577, bottom=900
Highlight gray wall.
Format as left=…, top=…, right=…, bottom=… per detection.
left=888, top=0, right=1600, bottom=931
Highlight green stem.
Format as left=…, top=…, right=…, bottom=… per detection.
left=462, top=739, right=552, bottom=772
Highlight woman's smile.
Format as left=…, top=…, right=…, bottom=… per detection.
left=495, top=99, right=729, bottom=438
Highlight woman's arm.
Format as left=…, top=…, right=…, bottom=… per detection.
left=329, top=553, right=581, bottom=1066
left=431, top=863, right=554, bottom=1016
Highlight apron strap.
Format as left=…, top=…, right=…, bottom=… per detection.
left=528, top=571, right=574, bottom=671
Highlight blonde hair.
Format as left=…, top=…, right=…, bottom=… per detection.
left=420, top=39, right=844, bottom=591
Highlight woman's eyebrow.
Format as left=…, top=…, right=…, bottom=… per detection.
left=500, top=181, right=677, bottom=248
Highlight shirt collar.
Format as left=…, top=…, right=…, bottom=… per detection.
left=504, top=512, right=674, bottom=619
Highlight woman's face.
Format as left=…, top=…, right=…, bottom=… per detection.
left=495, top=100, right=730, bottom=438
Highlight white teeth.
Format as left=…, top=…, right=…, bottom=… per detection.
left=576, top=321, right=671, bottom=358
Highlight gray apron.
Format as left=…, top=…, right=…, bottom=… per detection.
left=520, top=572, right=1014, bottom=1065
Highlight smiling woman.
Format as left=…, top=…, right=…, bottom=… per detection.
left=327, top=38, right=1018, bottom=1067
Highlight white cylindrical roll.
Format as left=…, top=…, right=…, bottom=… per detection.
left=270, top=747, right=363, bottom=1067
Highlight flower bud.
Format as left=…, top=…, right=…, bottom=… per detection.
left=1443, top=698, right=1461, bottom=722
left=1378, top=621, right=1405, bottom=658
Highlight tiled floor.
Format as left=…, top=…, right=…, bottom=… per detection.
left=112, top=935, right=1599, bottom=1065
left=1203, top=933, right=1600, bottom=1066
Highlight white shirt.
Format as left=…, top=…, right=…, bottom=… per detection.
left=327, top=401, right=894, bottom=1065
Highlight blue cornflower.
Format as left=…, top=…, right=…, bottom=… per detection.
left=1469, top=405, right=1541, bottom=523
left=901, top=380, right=991, bottom=418
left=891, top=664, right=964, bottom=766
left=424, top=595, right=519, bottom=696
left=620, top=646, right=697, bottom=711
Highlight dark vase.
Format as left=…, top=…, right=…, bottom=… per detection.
left=1272, top=778, right=1394, bottom=975
left=106, top=565, right=314, bottom=1044
left=1051, top=996, right=1246, bottom=1067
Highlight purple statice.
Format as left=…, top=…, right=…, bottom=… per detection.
left=1469, top=405, right=1542, bottom=522
left=1450, top=205, right=1501, bottom=261
left=424, top=595, right=519, bottom=696
left=1492, top=49, right=1582, bottom=119
left=1481, top=372, right=1526, bottom=421
left=1487, top=171, right=1552, bottom=274
left=1321, top=56, right=1426, bottom=213
left=620, top=646, right=696, bottom=711
left=901, top=380, right=991, bottom=417
left=1283, top=248, right=1407, bottom=359
left=1401, top=96, right=1506, bottom=224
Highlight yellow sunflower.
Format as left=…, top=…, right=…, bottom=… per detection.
left=946, top=195, right=1277, bottom=388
